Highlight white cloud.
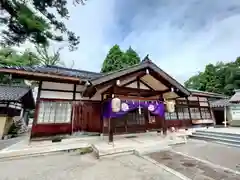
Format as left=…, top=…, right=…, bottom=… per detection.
left=55, top=0, right=240, bottom=83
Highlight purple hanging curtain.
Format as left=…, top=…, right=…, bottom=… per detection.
left=102, top=99, right=165, bottom=119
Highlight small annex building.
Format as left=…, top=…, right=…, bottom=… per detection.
left=0, top=84, right=35, bottom=139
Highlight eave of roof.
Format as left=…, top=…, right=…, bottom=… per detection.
left=189, top=89, right=227, bottom=98
left=210, top=98, right=231, bottom=107
left=86, top=56, right=191, bottom=97
left=0, top=65, right=103, bottom=83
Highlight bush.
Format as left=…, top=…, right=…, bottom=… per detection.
left=8, top=122, right=21, bottom=137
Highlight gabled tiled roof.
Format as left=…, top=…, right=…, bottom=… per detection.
left=189, top=89, right=227, bottom=98
left=0, top=65, right=103, bottom=80
left=85, top=56, right=191, bottom=96
left=0, top=84, right=31, bottom=101
left=210, top=98, right=231, bottom=107
left=229, top=90, right=240, bottom=102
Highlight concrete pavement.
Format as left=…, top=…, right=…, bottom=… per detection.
left=0, top=152, right=182, bottom=180
left=0, top=136, right=26, bottom=150
left=0, top=131, right=187, bottom=160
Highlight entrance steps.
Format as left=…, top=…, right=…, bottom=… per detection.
left=92, top=142, right=171, bottom=159
left=92, top=136, right=186, bottom=159
left=190, top=130, right=240, bottom=148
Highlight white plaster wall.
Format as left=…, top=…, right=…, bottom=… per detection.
left=76, top=85, right=85, bottom=92
left=199, top=97, right=207, bottom=101
left=40, top=90, right=73, bottom=100
left=39, top=81, right=101, bottom=101
left=188, top=96, right=198, bottom=101
left=199, top=102, right=209, bottom=107
left=42, top=81, right=74, bottom=91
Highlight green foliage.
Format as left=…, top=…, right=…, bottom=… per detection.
left=184, top=57, right=240, bottom=95
left=8, top=122, right=21, bottom=136
left=0, top=46, right=65, bottom=84
left=101, top=45, right=141, bottom=73
left=0, top=0, right=84, bottom=51
left=0, top=47, right=40, bottom=66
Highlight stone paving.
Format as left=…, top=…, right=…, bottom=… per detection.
left=0, top=152, right=181, bottom=180
left=172, top=139, right=240, bottom=172
left=148, top=150, right=240, bottom=180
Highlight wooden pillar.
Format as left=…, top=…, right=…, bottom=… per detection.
left=30, top=81, right=42, bottom=139
left=160, top=95, right=167, bottom=135
left=108, top=88, right=115, bottom=143
left=186, top=97, right=192, bottom=129
left=224, top=106, right=227, bottom=127
left=109, top=117, right=113, bottom=142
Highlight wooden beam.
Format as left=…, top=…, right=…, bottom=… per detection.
left=106, top=86, right=168, bottom=97
left=95, top=70, right=146, bottom=90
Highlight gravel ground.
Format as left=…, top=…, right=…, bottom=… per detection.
left=0, top=152, right=180, bottom=180
left=171, top=139, right=240, bottom=172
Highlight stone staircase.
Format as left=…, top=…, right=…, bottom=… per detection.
left=190, top=130, right=240, bottom=148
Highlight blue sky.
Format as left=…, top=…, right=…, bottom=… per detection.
left=60, top=0, right=240, bottom=83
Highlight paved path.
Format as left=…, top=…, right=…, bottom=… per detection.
left=0, top=152, right=181, bottom=180
left=172, top=139, right=240, bottom=172
left=0, top=137, right=25, bottom=150
left=147, top=139, right=240, bottom=180
left=149, top=150, right=240, bottom=180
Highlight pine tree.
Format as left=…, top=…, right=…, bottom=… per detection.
left=101, top=45, right=123, bottom=73
left=124, top=46, right=141, bottom=65
left=101, top=45, right=141, bottom=73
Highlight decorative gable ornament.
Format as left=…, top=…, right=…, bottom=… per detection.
left=111, top=97, right=121, bottom=112
left=166, top=100, right=175, bottom=113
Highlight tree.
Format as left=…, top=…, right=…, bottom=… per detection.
left=124, top=47, right=141, bottom=66
left=35, top=45, right=65, bottom=66
left=184, top=57, right=240, bottom=95
left=0, top=46, right=66, bottom=84
left=101, top=45, right=141, bottom=73
left=101, top=45, right=123, bottom=73
left=0, top=47, right=39, bottom=66
left=0, top=0, right=85, bottom=51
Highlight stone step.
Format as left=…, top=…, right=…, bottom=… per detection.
left=134, top=145, right=171, bottom=156
left=92, top=141, right=173, bottom=159
left=195, top=130, right=240, bottom=138
left=214, top=141, right=240, bottom=148
left=190, top=134, right=240, bottom=147
left=192, top=131, right=240, bottom=141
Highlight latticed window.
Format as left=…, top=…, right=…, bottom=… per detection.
left=177, top=107, right=190, bottom=120
left=127, top=109, right=145, bottom=125
left=37, top=101, right=72, bottom=123
left=200, top=108, right=211, bottom=119
left=165, top=112, right=177, bottom=120
left=190, top=108, right=201, bottom=119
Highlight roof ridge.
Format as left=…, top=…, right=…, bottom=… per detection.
left=46, top=65, right=102, bottom=75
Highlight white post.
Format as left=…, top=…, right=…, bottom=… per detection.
left=224, top=106, right=227, bottom=127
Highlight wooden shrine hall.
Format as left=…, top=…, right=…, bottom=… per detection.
left=0, top=55, right=223, bottom=140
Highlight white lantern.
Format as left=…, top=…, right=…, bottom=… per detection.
left=111, top=97, right=121, bottom=112
left=166, top=100, right=175, bottom=113
left=116, top=79, right=120, bottom=86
